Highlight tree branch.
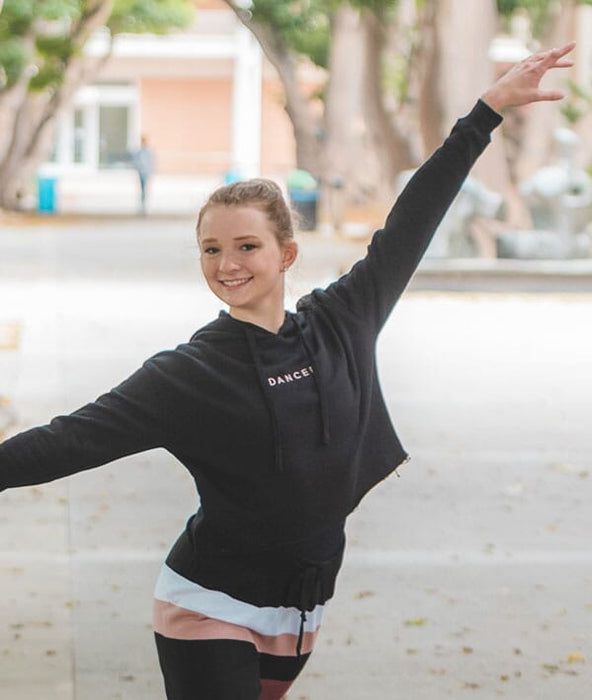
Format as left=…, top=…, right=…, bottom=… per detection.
left=221, top=0, right=321, bottom=174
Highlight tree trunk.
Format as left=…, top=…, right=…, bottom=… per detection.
left=416, top=0, right=527, bottom=227
left=320, top=5, right=372, bottom=231
left=416, top=0, right=444, bottom=158
left=222, top=1, right=321, bottom=177
left=0, top=0, right=114, bottom=209
left=359, top=8, right=416, bottom=193
left=512, top=0, right=578, bottom=183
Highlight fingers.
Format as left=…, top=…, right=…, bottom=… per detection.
left=534, top=90, right=565, bottom=102
left=550, top=41, right=576, bottom=57
left=540, top=41, right=576, bottom=67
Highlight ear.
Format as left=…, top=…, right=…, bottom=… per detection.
left=281, top=240, right=298, bottom=271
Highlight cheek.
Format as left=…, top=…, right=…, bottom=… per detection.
left=200, top=256, right=215, bottom=281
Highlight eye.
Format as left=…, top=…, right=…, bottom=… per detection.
left=202, top=246, right=220, bottom=255
left=240, top=243, right=258, bottom=251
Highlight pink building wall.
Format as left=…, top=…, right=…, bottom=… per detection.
left=141, top=78, right=233, bottom=175
left=140, top=76, right=297, bottom=179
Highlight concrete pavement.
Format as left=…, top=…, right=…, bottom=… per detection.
left=1, top=216, right=592, bottom=698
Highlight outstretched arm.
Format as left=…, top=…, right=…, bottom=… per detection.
left=318, top=43, right=576, bottom=331
left=0, top=359, right=171, bottom=491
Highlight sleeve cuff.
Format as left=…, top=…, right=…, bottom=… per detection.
left=471, top=98, right=504, bottom=132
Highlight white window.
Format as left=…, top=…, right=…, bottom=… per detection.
left=50, top=83, right=138, bottom=171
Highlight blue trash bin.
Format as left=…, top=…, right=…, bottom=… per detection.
left=288, top=188, right=318, bottom=231
left=224, top=169, right=243, bottom=185
left=37, top=175, right=57, bottom=213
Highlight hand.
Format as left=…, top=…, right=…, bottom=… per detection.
left=481, top=42, right=575, bottom=113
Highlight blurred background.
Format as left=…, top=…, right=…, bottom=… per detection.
left=0, top=0, right=591, bottom=257
left=2, top=2, right=592, bottom=699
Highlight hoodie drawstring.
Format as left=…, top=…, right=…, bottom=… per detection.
left=244, top=327, right=284, bottom=473
left=293, top=316, right=330, bottom=445
left=296, top=609, right=307, bottom=658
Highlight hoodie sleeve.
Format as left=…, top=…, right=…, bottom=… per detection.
left=317, top=99, right=502, bottom=331
left=0, top=356, right=172, bottom=491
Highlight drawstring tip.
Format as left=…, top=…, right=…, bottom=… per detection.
left=296, top=610, right=307, bottom=658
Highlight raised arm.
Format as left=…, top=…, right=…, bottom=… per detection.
left=317, top=43, right=575, bottom=332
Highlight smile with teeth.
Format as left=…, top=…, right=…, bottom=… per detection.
left=220, top=277, right=253, bottom=288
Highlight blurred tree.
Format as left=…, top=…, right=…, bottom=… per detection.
left=0, top=0, right=193, bottom=209
left=220, top=0, right=327, bottom=179
left=494, top=0, right=582, bottom=188
left=223, top=0, right=419, bottom=221
left=226, top=0, right=585, bottom=232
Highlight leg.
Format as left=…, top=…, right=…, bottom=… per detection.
left=138, top=173, right=147, bottom=213
left=259, top=651, right=311, bottom=700
left=155, top=633, right=261, bottom=700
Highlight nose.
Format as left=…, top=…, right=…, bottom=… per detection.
left=218, top=250, right=241, bottom=274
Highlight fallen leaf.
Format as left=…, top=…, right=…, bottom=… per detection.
left=404, top=618, right=427, bottom=627
left=354, top=590, right=375, bottom=600
left=460, top=681, right=480, bottom=690
left=567, top=652, right=585, bottom=664
left=542, top=663, right=560, bottom=674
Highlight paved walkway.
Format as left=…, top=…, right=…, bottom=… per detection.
left=1, top=217, right=592, bottom=698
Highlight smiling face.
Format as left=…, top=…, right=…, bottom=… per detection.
left=199, top=205, right=298, bottom=330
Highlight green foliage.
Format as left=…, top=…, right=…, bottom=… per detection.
left=382, top=51, right=410, bottom=105
left=560, top=79, right=592, bottom=124
left=0, top=0, right=194, bottom=95
left=108, top=0, right=194, bottom=36
left=245, top=0, right=400, bottom=70
left=41, top=0, right=82, bottom=22
left=0, top=38, right=27, bottom=89
left=349, top=0, right=399, bottom=12
left=249, top=0, right=331, bottom=68
left=0, top=0, right=36, bottom=35
left=30, top=34, right=78, bottom=92
left=495, top=0, right=568, bottom=38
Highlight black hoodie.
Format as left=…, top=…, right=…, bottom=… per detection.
left=0, top=100, right=501, bottom=592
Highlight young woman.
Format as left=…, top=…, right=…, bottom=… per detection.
left=0, top=44, right=575, bottom=699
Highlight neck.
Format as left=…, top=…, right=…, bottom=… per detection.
left=229, top=307, right=286, bottom=334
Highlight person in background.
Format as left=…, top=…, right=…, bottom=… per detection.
left=0, top=44, right=575, bottom=700
left=133, top=134, right=155, bottom=215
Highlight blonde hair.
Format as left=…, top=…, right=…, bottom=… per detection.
left=196, top=179, right=296, bottom=244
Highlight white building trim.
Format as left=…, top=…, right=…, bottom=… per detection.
left=85, top=28, right=237, bottom=60
left=231, top=24, right=262, bottom=178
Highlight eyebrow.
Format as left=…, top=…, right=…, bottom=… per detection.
left=200, top=235, right=260, bottom=244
